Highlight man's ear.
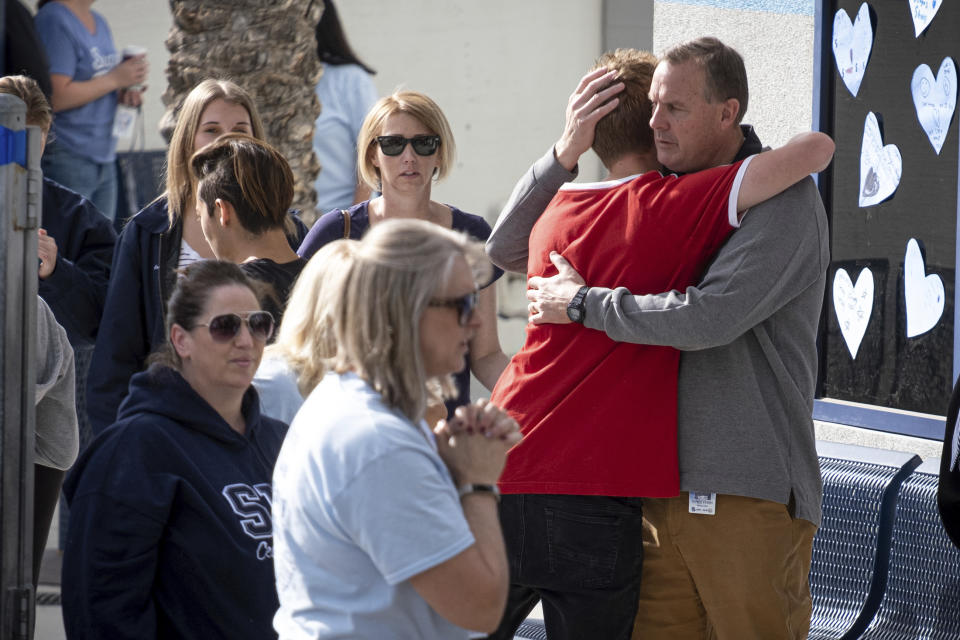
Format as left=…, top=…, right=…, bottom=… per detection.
left=720, top=98, right=741, bottom=128
left=215, top=198, right=234, bottom=227
left=170, top=323, right=191, bottom=360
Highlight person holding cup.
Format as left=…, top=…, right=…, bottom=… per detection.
left=35, top=0, right=148, bottom=219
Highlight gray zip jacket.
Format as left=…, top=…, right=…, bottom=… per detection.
left=487, top=143, right=827, bottom=525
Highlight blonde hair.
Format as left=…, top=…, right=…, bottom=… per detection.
left=356, top=91, right=456, bottom=192
left=273, top=219, right=489, bottom=422
left=165, top=79, right=266, bottom=226
left=267, top=239, right=357, bottom=397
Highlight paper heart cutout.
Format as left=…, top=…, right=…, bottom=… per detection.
left=833, top=3, right=873, bottom=97
left=912, top=58, right=957, bottom=155
left=904, top=238, right=944, bottom=338
left=909, top=0, right=943, bottom=37
left=859, top=112, right=902, bottom=207
left=833, top=267, right=874, bottom=359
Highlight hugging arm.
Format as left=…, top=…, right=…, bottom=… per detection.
left=584, top=179, right=828, bottom=349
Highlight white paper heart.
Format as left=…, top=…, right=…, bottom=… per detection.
left=859, top=112, right=902, bottom=207
left=911, top=58, right=957, bottom=155
left=833, top=267, right=874, bottom=359
left=833, top=3, right=873, bottom=97
left=904, top=238, right=944, bottom=338
left=909, top=0, right=943, bottom=37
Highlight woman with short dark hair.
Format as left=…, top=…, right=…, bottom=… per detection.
left=191, top=133, right=306, bottom=330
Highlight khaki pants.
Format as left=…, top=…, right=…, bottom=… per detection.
left=632, top=493, right=816, bottom=640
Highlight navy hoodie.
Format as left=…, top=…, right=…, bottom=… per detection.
left=62, top=365, right=288, bottom=640
left=39, top=177, right=116, bottom=347
left=86, top=196, right=308, bottom=434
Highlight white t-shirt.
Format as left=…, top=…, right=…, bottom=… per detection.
left=272, top=371, right=475, bottom=639
left=313, top=64, right=378, bottom=212
left=252, top=355, right=305, bottom=424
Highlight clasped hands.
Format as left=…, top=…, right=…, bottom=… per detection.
left=434, top=399, right=521, bottom=486
left=435, top=399, right=521, bottom=445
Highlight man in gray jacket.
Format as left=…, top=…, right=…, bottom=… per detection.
left=487, top=37, right=826, bottom=639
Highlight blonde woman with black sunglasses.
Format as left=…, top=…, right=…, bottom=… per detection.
left=297, top=91, right=509, bottom=421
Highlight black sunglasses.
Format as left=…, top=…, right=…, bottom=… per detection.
left=375, top=135, right=441, bottom=157
left=428, top=292, right=478, bottom=326
left=195, top=311, right=275, bottom=343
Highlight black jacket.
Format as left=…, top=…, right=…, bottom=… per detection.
left=939, top=378, right=960, bottom=549
left=63, top=365, right=287, bottom=639
left=86, top=196, right=308, bottom=434
left=39, top=177, right=116, bottom=346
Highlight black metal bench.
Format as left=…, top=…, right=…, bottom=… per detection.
left=514, top=618, right=547, bottom=639
left=803, top=442, right=921, bottom=640
left=857, top=460, right=960, bottom=639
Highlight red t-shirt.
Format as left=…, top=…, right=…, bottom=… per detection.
left=492, top=158, right=753, bottom=497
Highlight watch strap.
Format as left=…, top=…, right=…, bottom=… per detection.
left=567, top=285, right=589, bottom=323
left=457, top=483, right=501, bottom=502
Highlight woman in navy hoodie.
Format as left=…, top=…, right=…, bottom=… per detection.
left=63, top=260, right=286, bottom=639
left=87, top=79, right=308, bottom=434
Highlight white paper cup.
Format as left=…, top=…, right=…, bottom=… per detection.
left=121, top=46, right=147, bottom=91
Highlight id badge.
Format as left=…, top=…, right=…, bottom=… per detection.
left=113, top=104, right=138, bottom=138
left=688, top=492, right=716, bottom=515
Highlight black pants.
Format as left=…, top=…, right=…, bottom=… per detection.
left=488, top=493, right=645, bottom=640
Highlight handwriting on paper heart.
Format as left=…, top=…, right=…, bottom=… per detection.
left=904, top=238, right=944, bottom=338
left=833, top=3, right=873, bottom=97
left=833, top=268, right=874, bottom=359
left=912, top=58, right=957, bottom=155
left=909, top=0, right=943, bottom=37
left=859, top=112, right=902, bottom=207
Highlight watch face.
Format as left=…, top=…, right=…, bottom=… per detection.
left=567, top=306, right=583, bottom=323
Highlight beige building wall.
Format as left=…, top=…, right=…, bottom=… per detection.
left=653, top=1, right=815, bottom=147
left=338, top=0, right=607, bottom=220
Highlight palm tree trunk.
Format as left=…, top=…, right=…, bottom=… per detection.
left=163, top=0, right=324, bottom=223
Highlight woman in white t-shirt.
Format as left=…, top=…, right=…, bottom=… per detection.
left=272, top=219, right=520, bottom=639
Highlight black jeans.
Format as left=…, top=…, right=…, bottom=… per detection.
left=488, top=493, right=645, bottom=640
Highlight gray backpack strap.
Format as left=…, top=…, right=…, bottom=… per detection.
left=341, top=209, right=351, bottom=239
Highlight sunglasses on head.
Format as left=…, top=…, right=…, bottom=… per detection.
left=195, top=311, right=275, bottom=343
left=375, top=135, right=441, bottom=157
left=428, top=292, right=478, bottom=326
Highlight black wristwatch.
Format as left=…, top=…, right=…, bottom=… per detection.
left=566, top=286, right=589, bottom=324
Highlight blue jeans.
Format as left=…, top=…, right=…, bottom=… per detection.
left=42, top=142, right=118, bottom=221
left=488, top=494, right=645, bottom=640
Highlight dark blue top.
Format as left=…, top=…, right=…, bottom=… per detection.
left=87, top=196, right=309, bottom=434
left=39, top=177, right=116, bottom=347
left=298, top=201, right=504, bottom=416
left=63, top=365, right=287, bottom=640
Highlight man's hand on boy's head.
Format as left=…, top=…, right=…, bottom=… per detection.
left=554, top=68, right=625, bottom=171
left=527, top=252, right=586, bottom=325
